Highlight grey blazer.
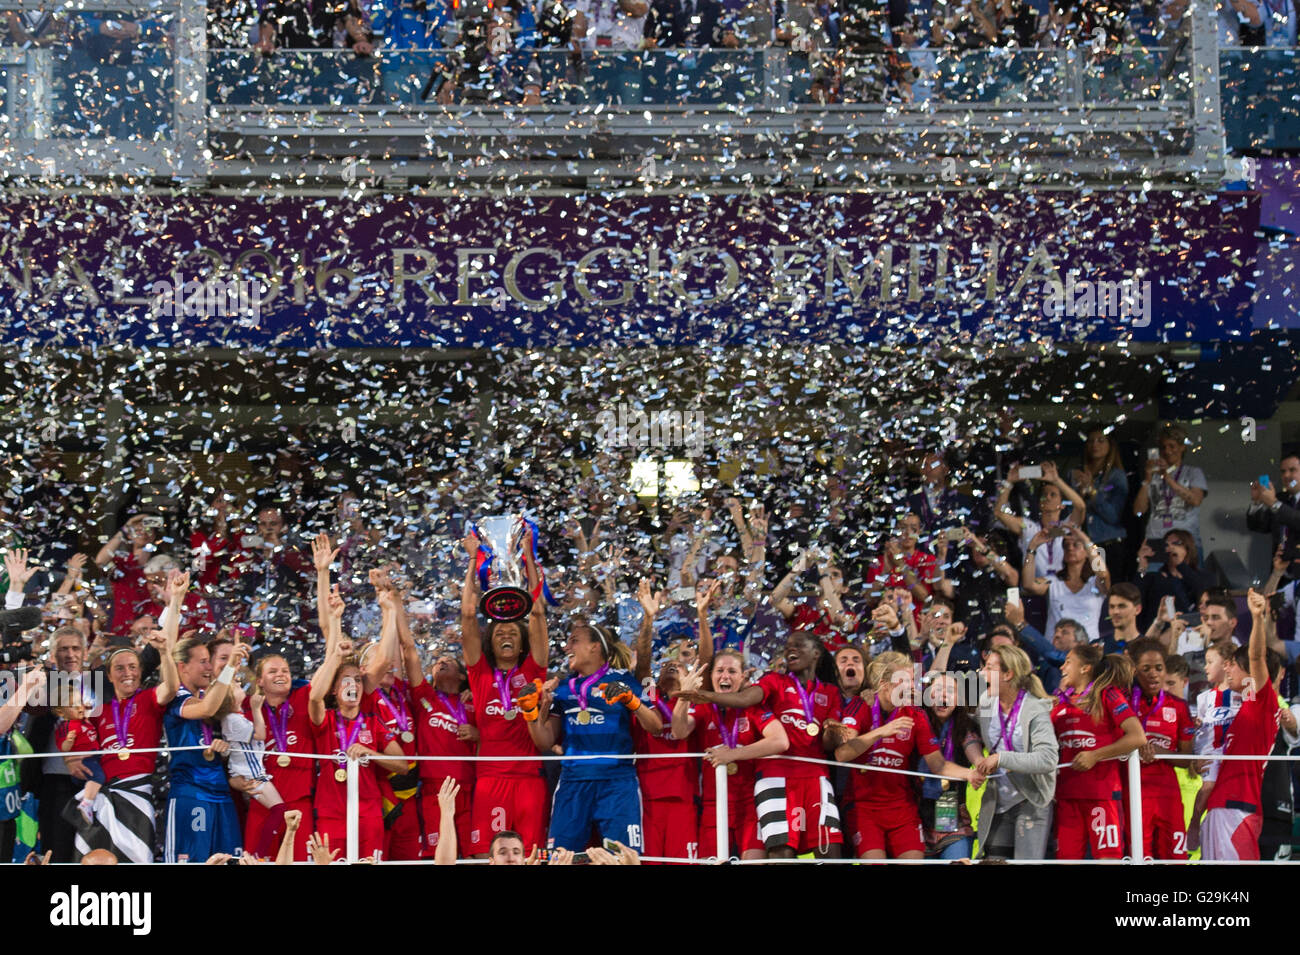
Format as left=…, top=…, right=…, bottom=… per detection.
left=974, top=692, right=1059, bottom=847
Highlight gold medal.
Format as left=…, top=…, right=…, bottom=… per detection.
left=940, top=779, right=950, bottom=791
left=203, top=748, right=215, bottom=762
left=334, top=767, right=347, bottom=782
left=277, top=755, right=291, bottom=768
left=726, top=763, right=738, bottom=776
left=401, top=731, right=414, bottom=744
left=576, top=709, right=592, bottom=725
left=504, top=709, right=518, bottom=721
left=806, top=721, right=820, bottom=737
left=118, top=750, right=131, bottom=761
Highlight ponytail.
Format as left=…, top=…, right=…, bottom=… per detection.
left=1074, top=646, right=1134, bottom=722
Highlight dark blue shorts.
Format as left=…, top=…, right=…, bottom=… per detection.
left=165, top=793, right=242, bottom=862
left=548, top=774, right=643, bottom=852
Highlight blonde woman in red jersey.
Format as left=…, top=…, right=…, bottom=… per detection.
left=832, top=652, right=976, bottom=859
left=1050, top=645, right=1146, bottom=859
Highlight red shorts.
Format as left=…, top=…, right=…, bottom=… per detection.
left=384, top=795, right=423, bottom=861
left=419, top=778, right=473, bottom=860
left=1056, top=798, right=1124, bottom=860
left=1140, top=792, right=1188, bottom=860
left=642, top=798, right=699, bottom=864
left=700, top=796, right=762, bottom=857
left=753, top=774, right=843, bottom=854
left=316, top=812, right=386, bottom=860
left=848, top=800, right=926, bottom=858
left=468, top=774, right=549, bottom=856
left=245, top=796, right=313, bottom=861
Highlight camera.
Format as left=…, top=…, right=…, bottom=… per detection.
left=0, top=606, right=42, bottom=665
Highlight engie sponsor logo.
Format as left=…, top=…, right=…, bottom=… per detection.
left=49, top=886, right=152, bottom=936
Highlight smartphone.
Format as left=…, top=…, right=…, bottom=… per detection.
left=242, top=533, right=264, bottom=549
left=602, top=837, right=621, bottom=853
left=1047, top=525, right=1071, bottom=539
left=1007, top=587, right=1021, bottom=607
left=1148, top=448, right=1160, bottom=460
left=672, top=586, right=695, bottom=602
left=944, top=527, right=965, bottom=542
left=141, top=515, right=164, bottom=529
left=406, top=600, right=436, bottom=616
left=1162, top=595, right=1175, bottom=619
left=1260, top=475, right=1271, bottom=488
left=1018, top=465, right=1043, bottom=480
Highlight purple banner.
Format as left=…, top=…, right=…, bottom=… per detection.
left=0, top=190, right=1258, bottom=347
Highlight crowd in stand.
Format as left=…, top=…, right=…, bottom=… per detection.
left=4, top=0, right=1296, bottom=108
left=0, top=419, right=1296, bottom=864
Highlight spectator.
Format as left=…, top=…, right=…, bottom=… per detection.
left=257, top=0, right=326, bottom=50
left=1247, top=451, right=1300, bottom=583
left=1133, top=422, right=1208, bottom=560
left=569, top=0, right=651, bottom=104
left=864, top=513, right=939, bottom=621
left=1021, top=525, right=1111, bottom=644
left=1069, top=425, right=1131, bottom=580
left=907, top=451, right=981, bottom=534
left=1135, top=529, right=1217, bottom=632
left=994, top=461, right=1088, bottom=578
left=972, top=645, right=1059, bottom=860
left=1168, top=591, right=1240, bottom=695
left=1103, top=581, right=1144, bottom=653
left=93, top=514, right=159, bottom=636
left=229, top=506, right=313, bottom=641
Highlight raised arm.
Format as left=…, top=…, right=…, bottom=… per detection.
left=1245, top=588, right=1271, bottom=696
left=770, top=548, right=811, bottom=620
left=994, top=467, right=1025, bottom=536
left=399, top=603, right=424, bottom=688
left=695, top=579, right=719, bottom=675
left=459, top=535, right=484, bottom=668
left=153, top=570, right=189, bottom=706
left=633, top=578, right=662, bottom=686
left=741, top=505, right=768, bottom=607
left=1020, top=531, right=1051, bottom=596
left=523, top=537, right=549, bottom=670
left=180, top=644, right=251, bottom=719
left=1043, top=462, right=1087, bottom=527
left=311, top=533, right=339, bottom=652
left=95, top=515, right=142, bottom=569
left=433, top=778, right=461, bottom=866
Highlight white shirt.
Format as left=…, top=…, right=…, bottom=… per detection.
left=570, top=0, right=645, bottom=51
left=1021, top=517, right=1067, bottom=576
left=1045, top=575, right=1106, bottom=645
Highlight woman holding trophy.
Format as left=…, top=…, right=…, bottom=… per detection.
left=460, top=520, right=551, bottom=858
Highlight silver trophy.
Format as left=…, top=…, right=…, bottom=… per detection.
left=471, top=515, right=534, bottom=622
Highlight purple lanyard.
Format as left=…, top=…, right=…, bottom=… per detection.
left=1159, top=464, right=1185, bottom=516
left=997, top=690, right=1026, bottom=752
left=111, top=694, right=136, bottom=749
left=1132, top=689, right=1166, bottom=730
left=335, top=713, right=364, bottom=763
left=494, top=666, right=519, bottom=712
left=655, top=698, right=674, bottom=724
left=711, top=704, right=739, bottom=748
left=267, top=701, right=292, bottom=752
left=569, top=664, right=610, bottom=714
left=435, top=689, right=468, bottom=725
left=376, top=687, right=412, bottom=733
left=939, top=719, right=954, bottom=761
left=790, top=674, right=819, bottom=724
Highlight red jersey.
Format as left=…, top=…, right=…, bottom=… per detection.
left=788, top=603, right=860, bottom=655
left=56, top=718, right=99, bottom=755
left=242, top=684, right=316, bottom=803
left=93, top=687, right=166, bottom=781
left=409, top=682, right=477, bottom=784
left=467, top=655, right=545, bottom=778
left=188, top=530, right=235, bottom=592
left=689, top=702, right=773, bottom=804
left=107, top=552, right=151, bottom=633
left=1206, top=688, right=1281, bottom=814
left=1051, top=686, right=1134, bottom=800
left=842, top=699, right=938, bottom=806
left=362, top=681, right=420, bottom=758
left=1131, top=691, right=1195, bottom=797
left=633, top=697, right=698, bottom=802
left=311, top=710, right=396, bottom=818
left=757, top=672, right=841, bottom=778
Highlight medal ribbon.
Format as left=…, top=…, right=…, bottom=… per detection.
left=111, top=694, right=135, bottom=751
left=494, top=666, right=518, bottom=713
left=267, top=701, right=292, bottom=753
left=435, top=689, right=468, bottom=725
left=790, top=674, right=819, bottom=725
left=711, top=704, right=739, bottom=748
left=1132, top=688, right=1167, bottom=731
left=569, top=663, right=610, bottom=716
left=376, top=687, right=412, bottom=734
left=335, top=712, right=365, bottom=766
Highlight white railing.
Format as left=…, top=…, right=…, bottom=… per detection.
left=4, top=742, right=1296, bottom=864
